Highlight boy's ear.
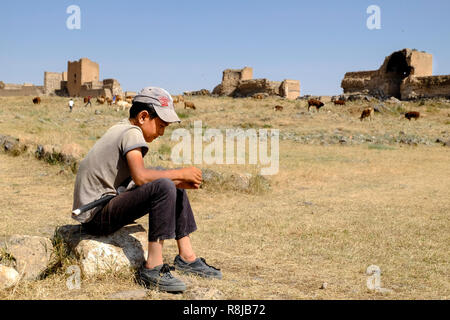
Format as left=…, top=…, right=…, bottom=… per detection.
left=138, top=110, right=150, bottom=124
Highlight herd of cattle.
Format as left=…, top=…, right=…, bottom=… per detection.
left=30, top=95, right=421, bottom=121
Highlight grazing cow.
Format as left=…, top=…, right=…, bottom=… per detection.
left=83, top=97, right=89, bottom=103
left=184, top=101, right=196, bottom=110
left=360, top=108, right=374, bottom=121
left=274, top=105, right=283, bottom=111
left=32, top=97, right=41, bottom=104
left=405, top=111, right=420, bottom=121
left=106, top=97, right=113, bottom=105
left=333, top=99, right=346, bottom=106
left=116, top=100, right=131, bottom=111
left=253, top=93, right=265, bottom=100
left=96, top=97, right=105, bottom=104
left=307, top=99, right=324, bottom=112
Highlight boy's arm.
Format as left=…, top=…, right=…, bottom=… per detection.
left=126, top=148, right=202, bottom=188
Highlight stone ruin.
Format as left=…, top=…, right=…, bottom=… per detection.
left=0, top=57, right=123, bottom=98
left=341, top=48, right=450, bottom=100
left=212, top=67, right=300, bottom=100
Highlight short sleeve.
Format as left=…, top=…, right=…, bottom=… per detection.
left=120, top=128, right=149, bottom=157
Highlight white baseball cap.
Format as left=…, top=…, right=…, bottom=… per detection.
left=133, top=87, right=180, bottom=123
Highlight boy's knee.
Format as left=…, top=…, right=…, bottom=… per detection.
left=153, top=178, right=176, bottom=198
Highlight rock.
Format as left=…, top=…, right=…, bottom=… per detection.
left=0, top=265, right=20, bottom=289
left=200, top=169, right=223, bottom=187
left=387, top=97, right=401, bottom=104
left=229, top=173, right=251, bottom=191
left=56, top=224, right=148, bottom=276
left=107, top=289, right=148, bottom=300
left=0, top=134, right=24, bottom=155
left=443, top=140, right=450, bottom=147
left=320, top=282, right=328, bottom=290
left=2, top=235, right=53, bottom=280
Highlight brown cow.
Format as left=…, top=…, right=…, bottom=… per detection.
left=32, top=97, right=41, bottom=104
left=106, top=97, right=113, bottom=105
left=274, top=105, right=283, bottom=111
left=333, top=99, right=346, bottom=106
left=83, top=97, right=88, bottom=103
left=360, top=108, right=374, bottom=121
left=405, top=111, right=420, bottom=121
left=308, top=99, right=324, bottom=111
left=184, top=101, right=196, bottom=110
left=253, top=93, right=265, bottom=100
left=125, top=97, right=133, bottom=104
left=96, top=97, right=105, bottom=104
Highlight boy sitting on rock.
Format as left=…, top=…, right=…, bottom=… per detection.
left=72, top=87, right=221, bottom=292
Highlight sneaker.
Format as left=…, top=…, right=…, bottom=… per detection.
left=137, top=263, right=186, bottom=292
left=174, top=255, right=222, bottom=279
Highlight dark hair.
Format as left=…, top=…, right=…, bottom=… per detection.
left=129, top=101, right=159, bottom=119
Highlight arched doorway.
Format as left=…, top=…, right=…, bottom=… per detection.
left=385, top=51, right=412, bottom=98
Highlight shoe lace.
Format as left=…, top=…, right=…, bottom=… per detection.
left=159, top=264, right=175, bottom=278
left=200, top=258, right=221, bottom=271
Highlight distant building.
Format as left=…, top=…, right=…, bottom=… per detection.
left=0, top=57, right=123, bottom=98
left=212, top=67, right=300, bottom=100
left=341, top=48, right=450, bottom=100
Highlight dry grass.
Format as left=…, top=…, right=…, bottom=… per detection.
left=0, top=96, right=449, bottom=299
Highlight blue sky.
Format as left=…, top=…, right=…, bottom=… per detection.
left=1, top=0, right=449, bottom=95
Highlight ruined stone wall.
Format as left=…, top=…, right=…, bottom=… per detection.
left=124, top=91, right=136, bottom=97
left=213, top=67, right=253, bottom=96
left=235, top=79, right=278, bottom=97
left=408, top=51, right=433, bottom=76
left=79, top=88, right=107, bottom=98
left=44, top=72, right=63, bottom=94
left=341, top=49, right=436, bottom=99
left=103, top=79, right=123, bottom=97
left=280, top=80, right=301, bottom=100
left=401, top=75, right=450, bottom=99
left=0, top=85, right=44, bottom=96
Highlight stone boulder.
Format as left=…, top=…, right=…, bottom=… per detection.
left=0, top=265, right=20, bottom=289
left=0, top=134, right=23, bottom=155
left=56, top=224, right=148, bottom=276
left=2, top=235, right=53, bottom=280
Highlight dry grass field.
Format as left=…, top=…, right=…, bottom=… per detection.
left=0, top=95, right=449, bottom=300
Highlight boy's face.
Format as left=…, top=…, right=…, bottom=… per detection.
left=139, top=112, right=169, bottom=142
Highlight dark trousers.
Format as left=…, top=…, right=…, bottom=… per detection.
left=83, top=178, right=197, bottom=241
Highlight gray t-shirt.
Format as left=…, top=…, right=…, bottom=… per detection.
left=72, top=119, right=149, bottom=223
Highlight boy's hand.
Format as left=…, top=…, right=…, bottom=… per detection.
left=180, top=167, right=202, bottom=185
left=173, top=180, right=201, bottom=189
